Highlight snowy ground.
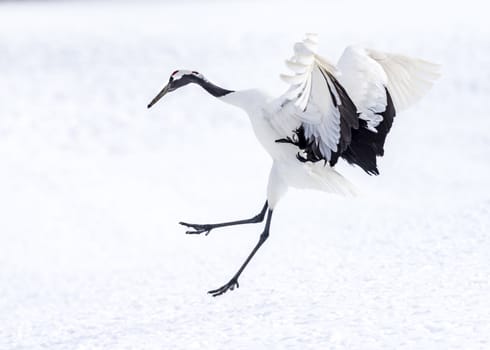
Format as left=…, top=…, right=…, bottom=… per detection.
left=1, top=1, right=489, bottom=349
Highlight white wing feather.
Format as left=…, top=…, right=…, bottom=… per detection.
left=337, top=46, right=388, bottom=131
left=274, top=35, right=342, bottom=162
left=366, top=48, right=440, bottom=111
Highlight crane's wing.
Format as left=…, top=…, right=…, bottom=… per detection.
left=337, top=46, right=441, bottom=130
left=272, top=34, right=359, bottom=168
left=272, top=36, right=440, bottom=175
left=334, top=46, right=440, bottom=173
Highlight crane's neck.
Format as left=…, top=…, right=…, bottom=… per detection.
left=192, top=76, right=234, bottom=98
left=219, top=89, right=269, bottom=114
left=191, top=75, right=269, bottom=113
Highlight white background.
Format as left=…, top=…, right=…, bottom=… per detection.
left=0, top=1, right=489, bottom=349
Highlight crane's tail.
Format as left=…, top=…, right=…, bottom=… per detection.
left=306, top=162, right=359, bottom=197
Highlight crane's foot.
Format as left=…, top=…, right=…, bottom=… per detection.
left=179, top=222, right=213, bottom=235
left=208, top=277, right=239, bottom=297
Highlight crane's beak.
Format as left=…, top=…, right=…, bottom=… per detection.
left=147, top=83, right=170, bottom=109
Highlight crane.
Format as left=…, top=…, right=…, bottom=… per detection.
left=147, top=34, right=440, bottom=297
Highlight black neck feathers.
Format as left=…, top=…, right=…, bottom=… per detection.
left=191, top=75, right=234, bottom=98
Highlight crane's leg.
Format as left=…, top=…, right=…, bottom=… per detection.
left=179, top=201, right=268, bottom=235
left=208, top=208, right=273, bottom=297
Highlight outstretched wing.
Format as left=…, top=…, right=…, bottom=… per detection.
left=271, top=34, right=359, bottom=167
left=272, top=36, right=440, bottom=175
left=337, top=46, right=441, bottom=129
left=335, top=46, right=440, bottom=173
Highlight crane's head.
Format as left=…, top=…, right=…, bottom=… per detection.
left=147, top=70, right=204, bottom=108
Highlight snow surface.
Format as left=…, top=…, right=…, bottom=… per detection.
left=1, top=1, right=489, bottom=349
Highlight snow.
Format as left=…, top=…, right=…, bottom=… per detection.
left=1, top=0, right=489, bottom=349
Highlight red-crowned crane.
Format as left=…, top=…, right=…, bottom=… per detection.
left=147, top=34, right=440, bottom=297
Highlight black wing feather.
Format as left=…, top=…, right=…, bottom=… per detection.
left=340, top=89, right=396, bottom=175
